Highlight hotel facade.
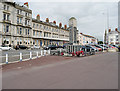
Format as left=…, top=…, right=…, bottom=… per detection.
left=0, top=2, right=69, bottom=47
left=0, top=2, right=33, bottom=47
left=32, top=15, right=69, bottom=47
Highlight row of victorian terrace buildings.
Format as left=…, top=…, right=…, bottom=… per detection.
left=0, top=1, right=98, bottom=48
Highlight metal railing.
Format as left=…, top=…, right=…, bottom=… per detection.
left=0, top=49, right=51, bottom=65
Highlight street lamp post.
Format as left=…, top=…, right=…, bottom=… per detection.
left=102, top=8, right=109, bottom=52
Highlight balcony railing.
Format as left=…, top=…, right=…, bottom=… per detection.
left=2, top=32, right=11, bottom=35
left=3, top=19, right=11, bottom=23
left=17, top=22, right=23, bottom=26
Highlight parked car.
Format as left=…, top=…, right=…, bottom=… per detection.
left=110, top=44, right=119, bottom=48
left=19, top=45, right=28, bottom=49
left=15, top=45, right=28, bottom=49
left=57, top=45, right=64, bottom=49
left=91, top=45, right=102, bottom=51
left=79, top=45, right=95, bottom=54
left=44, top=45, right=57, bottom=50
left=87, top=45, right=98, bottom=52
left=31, top=45, right=40, bottom=49
left=94, top=45, right=107, bottom=50
left=108, top=45, right=116, bottom=49
left=100, top=44, right=109, bottom=49
left=0, top=46, right=12, bottom=51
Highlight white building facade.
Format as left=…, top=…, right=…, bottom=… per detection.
left=0, top=2, right=69, bottom=47
left=32, top=15, right=69, bottom=47
left=0, top=2, right=32, bottom=47
left=108, top=28, right=120, bottom=45
left=78, top=33, right=98, bottom=45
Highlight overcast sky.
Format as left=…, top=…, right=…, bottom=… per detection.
left=14, top=0, right=118, bottom=41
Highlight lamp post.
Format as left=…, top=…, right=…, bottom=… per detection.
left=102, top=8, right=109, bottom=52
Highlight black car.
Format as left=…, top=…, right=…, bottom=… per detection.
left=57, top=45, right=64, bottom=49
left=44, top=45, right=57, bottom=50
left=16, top=45, right=28, bottom=50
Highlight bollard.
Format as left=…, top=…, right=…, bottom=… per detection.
left=41, top=50, right=43, bottom=56
left=30, top=52, right=32, bottom=59
left=46, top=50, right=48, bottom=55
left=85, top=48, right=87, bottom=56
left=20, top=52, right=22, bottom=61
left=47, top=49, right=50, bottom=55
left=44, top=50, right=46, bottom=56
left=85, top=48, right=87, bottom=52
left=43, top=50, right=44, bottom=56
left=37, top=51, right=38, bottom=58
left=48, top=49, right=50, bottom=54
left=6, top=53, right=8, bottom=64
left=60, top=48, right=62, bottom=53
left=90, top=48, right=92, bottom=52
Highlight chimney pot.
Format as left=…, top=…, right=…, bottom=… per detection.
left=64, top=25, right=67, bottom=29
left=59, top=23, right=62, bottom=28
left=36, top=14, right=40, bottom=20
left=46, top=18, right=49, bottom=22
left=115, top=28, right=118, bottom=32
left=108, top=29, right=111, bottom=32
left=53, top=21, right=56, bottom=24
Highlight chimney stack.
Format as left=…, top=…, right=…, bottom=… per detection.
left=46, top=18, right=49, bottom=23
left=64, top=25, right=67, bottom=29
left=53, top=21, right=56, bottom=24
left=36, top=14, right=40, bottom=20
left=59, top=23, right=62, bottom=28
left=108, top=29, right=111, bottom=32
left=115, top=28, right=118, bottom=32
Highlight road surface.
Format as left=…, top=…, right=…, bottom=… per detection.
left=2, top=52, right=118, bottom=89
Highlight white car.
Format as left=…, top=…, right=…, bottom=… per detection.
left=31, top=45, right=40, bottom=49
left=0, top=46, right=12, bottom=51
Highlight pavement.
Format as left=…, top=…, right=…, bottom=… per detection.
left=2, top=52, right=118, bottom=89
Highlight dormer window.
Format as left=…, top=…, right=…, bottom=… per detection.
left=7, top=6, right=9, bottom=11
left=17, top=9, right=22, bottom=15
left=4, top=5, right=6, bottom=10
